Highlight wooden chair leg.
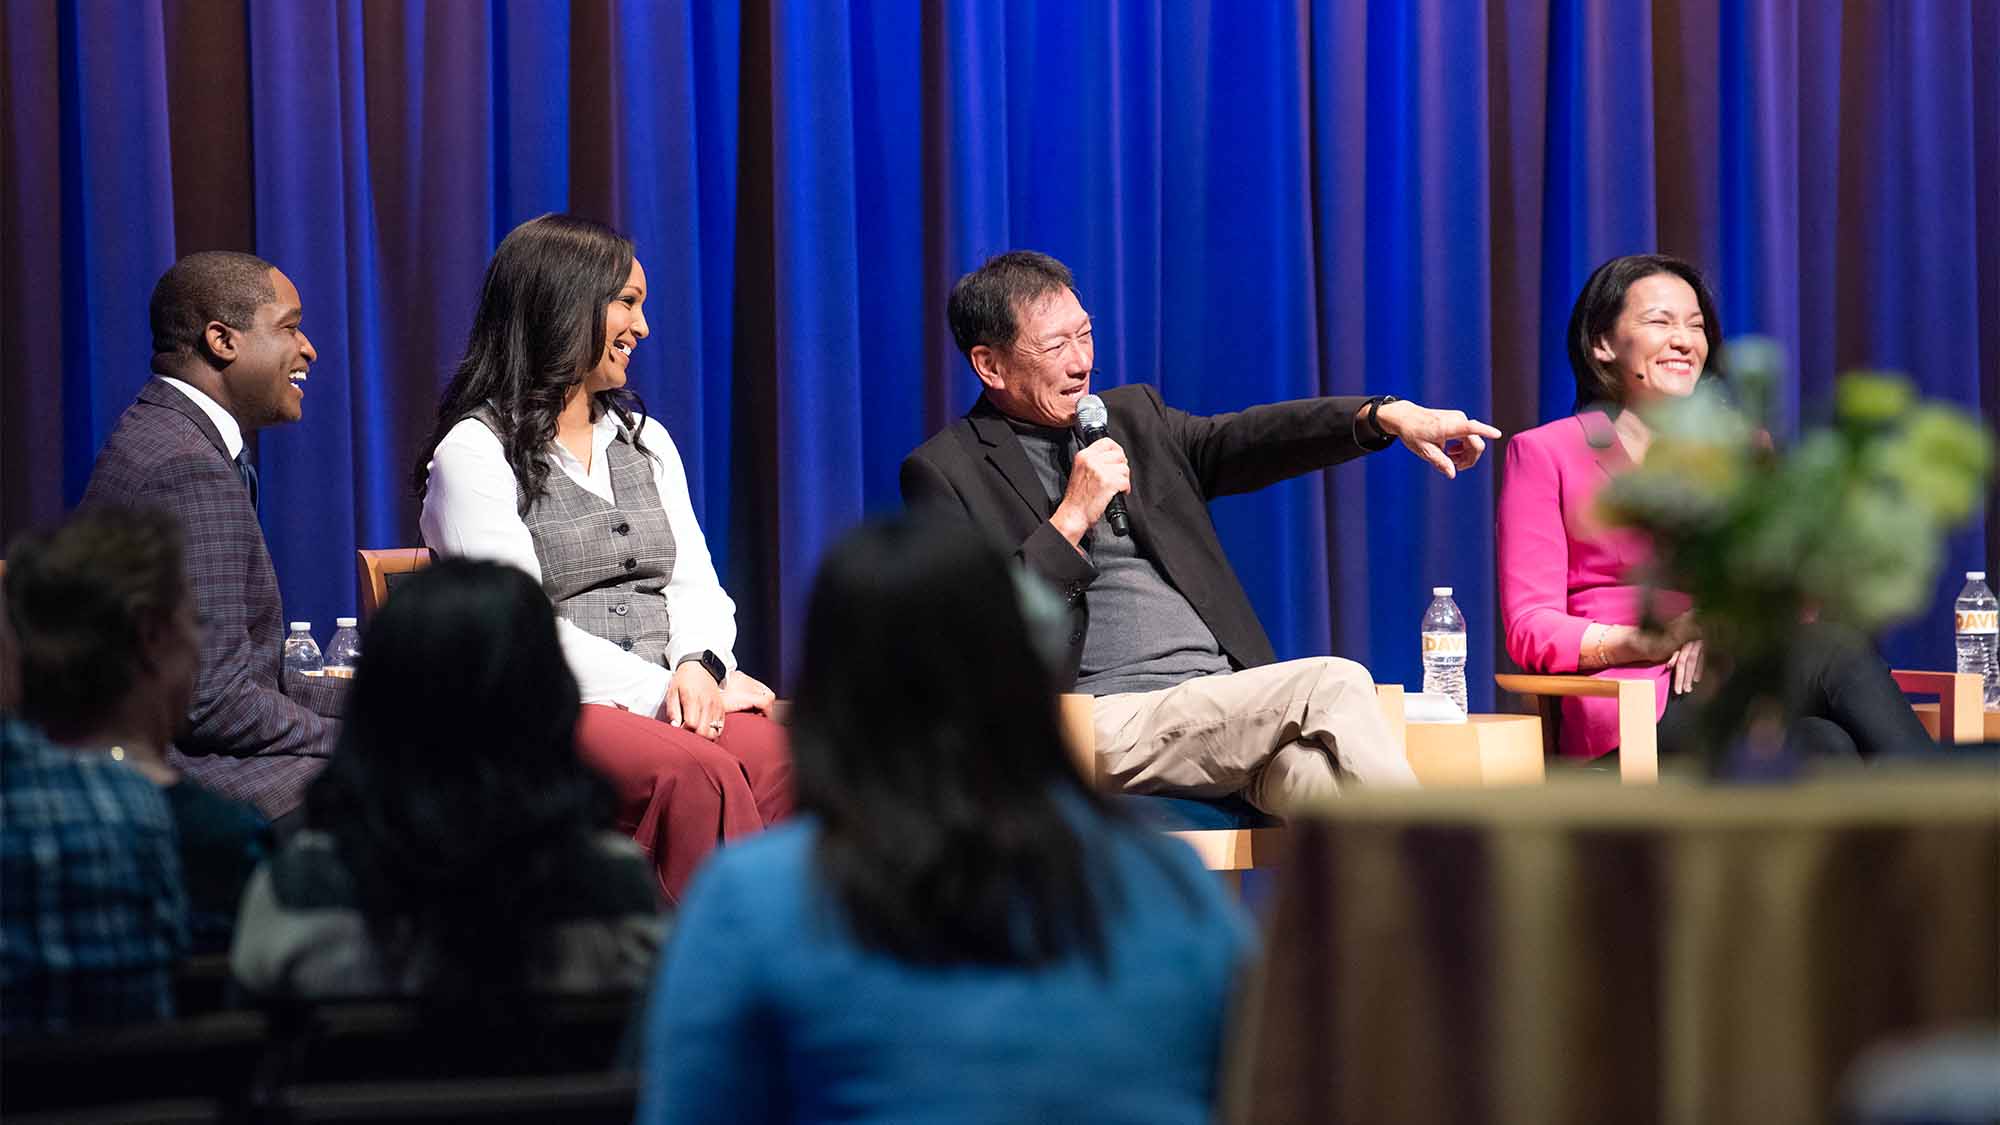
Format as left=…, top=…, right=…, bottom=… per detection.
left=1058, top=693, right=1099, bottom=784
left=1615, top=679, right=1658, bottom=782
left=1891, top=670, right=1987, bottom=745
left=1495, top=673, right=1660, bottom=785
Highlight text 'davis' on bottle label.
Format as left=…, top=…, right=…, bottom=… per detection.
left=1422, top=631, right=1467, bottom=656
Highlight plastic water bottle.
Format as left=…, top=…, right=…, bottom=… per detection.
left=1421, top=586, right=1468, bottom=716
left=282, top=622, right=323, bottom=676
left=1955, top=571, right=1999, bottom=710
left=324, top=617, right=362, bottom=675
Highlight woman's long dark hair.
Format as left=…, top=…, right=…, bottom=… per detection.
left=414, top=213, right=653, bottom=513
left=305, top=559, right=610, bottom=1018
left=1566, top=252, right=1725, bottom=411
left=790, top=517, right=1168, bottom=970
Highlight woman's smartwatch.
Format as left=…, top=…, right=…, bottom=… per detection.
left=677, top=649, right=727, bottom=685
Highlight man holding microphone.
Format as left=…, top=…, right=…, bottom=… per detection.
left=902, top=251, right=1500, bottom=813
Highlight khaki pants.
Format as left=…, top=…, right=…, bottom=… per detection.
left=1090, top=657, right=1417, bottom=817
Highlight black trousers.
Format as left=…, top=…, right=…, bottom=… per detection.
left=1655, top=623, right=1938, bottom=761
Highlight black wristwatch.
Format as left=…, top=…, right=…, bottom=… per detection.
left=677, top=649, right=727, bottom=685
left=1356, top=394, right=1400, bottom=451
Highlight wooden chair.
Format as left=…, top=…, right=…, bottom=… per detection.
left=242, top=993, right=641, bottom=1123
left=0, top=1009, right=269, bottom=1117
left=1056, top=684, right=1406, bottom=876
left=1494, top=674, right=1660, bottom=783
left=255, top=994, right=639, bottom=1085
left=1498, top=668, right=1989, bottom=780
left=173, top=952, right=238, bottom=1017
left=270, top=1071, right=638, bottom=1123
left=1892, top=670, right=1993, bottom=744
left=356, top=548, right=433, bottom=620
left=8, top=1100, right=221, bottom=1124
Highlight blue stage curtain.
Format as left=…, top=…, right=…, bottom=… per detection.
left=3, top=0, right=1995, bottom=699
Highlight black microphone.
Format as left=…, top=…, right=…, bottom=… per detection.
left=1074, top=393, right=1130, bottom=537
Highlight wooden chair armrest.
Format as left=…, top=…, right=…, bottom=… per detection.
left=356, top=547, right=433, bottom=620
left=1495, top=673, right=1623, bottom=698
left=1374, top=683, right=1406, bottom=751
left=1891, top=670, right=1986, bottom=744
left=1059, top=693, right=1098, bottom=784
left=1494, top=673, right=1657, bottom=783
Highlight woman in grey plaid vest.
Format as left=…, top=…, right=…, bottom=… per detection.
left=415, top=215, right=792, bottom=902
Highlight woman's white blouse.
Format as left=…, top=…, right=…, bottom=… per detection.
left=420, top=412, right=738, bottom=717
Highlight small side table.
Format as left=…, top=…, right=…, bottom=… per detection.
left=1403, top=714, right=1546, bottom=786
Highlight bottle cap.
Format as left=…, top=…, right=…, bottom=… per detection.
left=1970, top=571, right=1987, bottom=581
left=1432, top=586, right=1453, bottom=597
left=336, top=617, right=358, bottom=628
left=289, top=622, right=312, bottom=632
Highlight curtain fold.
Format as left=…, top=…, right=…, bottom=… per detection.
left=2, top=0, right=67, bottom=535
left=246, top=0, right=376, bottom=620
left=3, top=0, right=1993, bottom=698
left=56, top=0, right=179, bottom=505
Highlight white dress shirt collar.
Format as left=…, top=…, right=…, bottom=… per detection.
left=548, top=410, right=627, bottom=503
left=157, top=376, right=246, bottom=460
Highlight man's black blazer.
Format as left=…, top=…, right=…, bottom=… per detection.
left=900, top=383, right=1382, bottom=688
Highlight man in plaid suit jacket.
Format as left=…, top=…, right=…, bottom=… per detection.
left=81, top=252, right=339, bottom=824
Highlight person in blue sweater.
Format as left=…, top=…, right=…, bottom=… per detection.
left=636, top=516, right=1257, bottom=1124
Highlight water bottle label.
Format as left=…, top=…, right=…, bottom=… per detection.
left=1422, top=631, right=1466, bottom=656
left=1957, top=610, right=1998, bottom=635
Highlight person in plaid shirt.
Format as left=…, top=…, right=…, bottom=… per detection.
left=6, top=506, right=270, bottom=956
left=0, top=717, right=188, bottom=1033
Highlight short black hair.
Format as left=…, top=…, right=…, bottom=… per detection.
left=1566, top=253, right=1724, bottom=410
left=5, top=506, right=188, bottom=729
left=150, top=250, right=278, bottom=363
left=946, top=250, right=1077, bottom=359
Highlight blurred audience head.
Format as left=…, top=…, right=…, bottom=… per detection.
left=416, top=213, right=642, bottom=510
left=1567, top=253, right=1723, bottom=411
left=307, top=558, right=607, bottom=1008
left=0, top=579, right=17, bottom=714
left=791, top=515, right=1112, bottom=967
left=3, top=507, right=197, bottom=748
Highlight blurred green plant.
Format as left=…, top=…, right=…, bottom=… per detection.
left=1596, top=337, right=1994, bottom=770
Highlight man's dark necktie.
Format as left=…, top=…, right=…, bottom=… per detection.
left=235, top=452, right=260, bottom=512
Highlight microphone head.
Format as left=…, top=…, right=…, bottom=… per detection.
left=1074, top=393, right=1108, bottom=433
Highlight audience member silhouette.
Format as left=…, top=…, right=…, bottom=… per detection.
left=231, top=559, right=664, bottom=1043
left=637, top=517, right=1254, bottom=1124
left=2, top=509, right=206, bottom=1031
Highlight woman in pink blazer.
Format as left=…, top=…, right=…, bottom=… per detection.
left=1498, top=254, right=1932, bottom=763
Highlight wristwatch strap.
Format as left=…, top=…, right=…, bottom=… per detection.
left=1355, top=394, right=1400, bottom=452
left=676, top=650, right=726, bottom=685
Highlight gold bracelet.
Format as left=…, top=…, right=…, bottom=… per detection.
left=1594, top=628, right=1612, bottom=669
